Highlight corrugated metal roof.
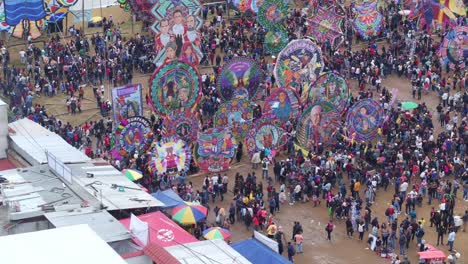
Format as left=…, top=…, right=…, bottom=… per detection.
left=8, top=118, right=91, bottom=165
left=68, top=163, right=165, bottom=210
left=165, top=240, right=252, bottom=264
left=0, top=166, right=85, bottom=220
left=44, top=208, right=132, bottom=243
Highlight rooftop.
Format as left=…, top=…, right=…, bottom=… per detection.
left=0, top=165, right=85, bottom=220
left=0, top=224, right=128, bottom=264
left=165, top=239, right=252, bottom=264
left=68, top=162, right=164, bottom=210
left=44, top=208, right=132, bottom=243
left=8, top=118, right=91, bottom=165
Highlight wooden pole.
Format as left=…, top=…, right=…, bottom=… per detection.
left=82, top=0, right=85, bottom=35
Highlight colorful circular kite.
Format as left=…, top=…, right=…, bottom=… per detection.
left=305, top=72, right=349, bottom=114
left=149, top=60, right=202, bottom=116
left=257, top=0, right=288, bottom=30
left=250, top=0, right=265, bottom=13
left=214, top=99, right=253, bottom=141
left=148, top=136, right=191, bottom=176
left=353, top=1, right=383, bottom=39
left=115, top=116, right=154, bottom=157
left=245, top=116, right=288, bottom=157
left=296, top=101, right=340, bottom=149
left=264, top=87, right=301, bottom=122
left=216, top=57, right=264, bottom=101
left=264, top=27, right=289, bottom=54
left=345, top=99, right=385, bottom=141
left=439, top=26, right=468, bottom=70
left=194, top=127, right=237, bottom=172
left=274, top=39, right=324, bottom=95
left=161, top=111, right=199, bottom=143
left=56, top=0, right=77, bottom=7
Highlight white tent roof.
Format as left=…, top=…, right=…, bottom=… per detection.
left=8, top=118, right=91, bottom=165
left=70, top=0, right=118, bottom=11
left=44, top=208, right=132, bottom=243
left=165, top=239, right=252, bottom=264
left=67, top=163, right=165, bottom=210
left=0, top=225, right=128, bottom=264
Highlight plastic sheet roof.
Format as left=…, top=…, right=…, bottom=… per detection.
left=8, top=118, right=90, bottom=165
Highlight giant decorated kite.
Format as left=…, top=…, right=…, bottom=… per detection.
left=409, top=0, right=465, bottom=31
left=306, top=7, right=344, bottom=47
left=257, top=0, right=288, bottom=30
left=115, top=116, right=154, bottom=157
left=151, top=0, right=203, bottom=65
left=274, top=39, right=324, bottom=97
left=214, top=98, right=253, bottom=141
left=296, top=101, right=340, bottom=150
left=353, top=0, right=384, bottom=39
left=345, top=99, right=385, bottom=141
left=264, top=27, right=289, bottom=54
left=438, top=26, right=468, bottom=70
left=2, top=0, right=47, bottom=39
left=194, top=127, right=237, bottom=172
left=264, top=87, right=301, bottom=122
left=148, top=136, right=191, bottom=176
left=161, top=110, right=199, bottom=143
left=244, top=116, right=288, bottom=158
left=304, top=72, right=350, bottom=114
left=217, top=57, right=264, bottom=101
left=149, top=60, right=202, bottom=116
left=0, top=0, right=78, bottom=37
left=112, top=84, right=143, bottom=124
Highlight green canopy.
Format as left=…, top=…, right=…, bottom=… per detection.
left=401, top=101, right=418, bottom=110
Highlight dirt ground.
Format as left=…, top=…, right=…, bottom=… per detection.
left=26, top=59, right=468, bottom=264
left=181, top=74, right=468, bottom=264
left=3, top=9, right=467, bottom=263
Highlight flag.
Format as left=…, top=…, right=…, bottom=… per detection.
left=129, top=213, right=149, bottom=246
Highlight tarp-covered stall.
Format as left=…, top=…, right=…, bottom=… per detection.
left=120, top=211, right=198, bottom=247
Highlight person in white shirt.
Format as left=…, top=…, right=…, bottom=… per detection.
left=211, top=174, right=219, bottom=186
left=400, top=181, right=409, bottom=197
left=447, top=230, right=456, bottom=251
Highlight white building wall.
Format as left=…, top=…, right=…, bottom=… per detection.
left=0, top=99, right=8, bottom=159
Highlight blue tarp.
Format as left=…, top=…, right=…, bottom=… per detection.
left=151, top=189, right=184, bottom=208
left=231, top=239, right=290, bottom=264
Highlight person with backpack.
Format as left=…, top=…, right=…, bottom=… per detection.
left=415, top=226, right=425, bottom=245
left=399, top=231, right=407, bottom=256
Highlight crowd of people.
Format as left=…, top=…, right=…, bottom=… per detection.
left=0, top=1, right=466, bottom=263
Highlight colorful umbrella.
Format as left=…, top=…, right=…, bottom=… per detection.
left=172, top=204, right=207, bottom=225
left=89, top=16, right=103, bottom=23
left=401, top=101, right=418, bottom=110
left=202, top=227, right=231, bottom=240
left=124, top=169, right=143, bottom=181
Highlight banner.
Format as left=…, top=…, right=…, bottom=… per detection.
left=112, top=84, right=143, bottom=124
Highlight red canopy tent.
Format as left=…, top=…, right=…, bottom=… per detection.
left=418, top=244, right=446, bottom=263
left=120, top=211, right=198, bottom=247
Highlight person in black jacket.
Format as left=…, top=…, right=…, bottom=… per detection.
left=437, top=225, right=446, bottom=246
